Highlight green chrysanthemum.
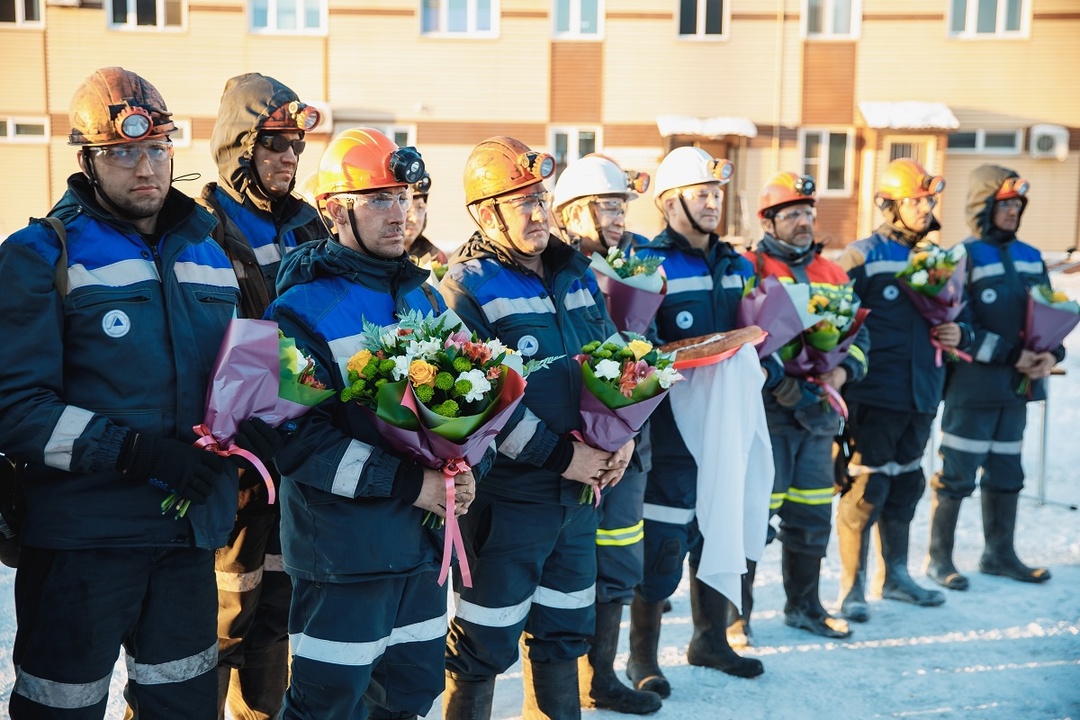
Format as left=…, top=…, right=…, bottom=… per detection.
left=433, top=400, right=460, bottom=418
left=378, top=359, right=396, bottom=374
left=414, top=384, right=435, bottom=403
left=454, top=379, right=473, bottom=397
left=452, top=356, right=472, bottom=373
left=435, top=372, right=455, bottom=391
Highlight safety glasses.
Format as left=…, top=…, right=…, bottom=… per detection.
left=256, top=134, right=306, bottom=155
left=89, top=142, right=174, bottom=169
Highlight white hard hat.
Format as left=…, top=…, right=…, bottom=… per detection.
left=653, top=146, right=734, bottom=200
left=553, top=156, right=635, bottom=211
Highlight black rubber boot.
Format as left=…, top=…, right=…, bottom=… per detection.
left=686, top=568, right=764, bottom=678
left=836, top=491, right=874, bottom=623
left=443, top=672, right=496, bottom=720
left=979, top=490, right=1051, bottom=583
left=725, top=559, right=756, bottom=649
left=878, top=517, right=945, bottom=606
left=522, top=659, right=581, bottom=720
left=626, top=594, right=671, bottom=699
left=782, top=547, right=852, bottom=639
left=925, top=491, right=970, bottom=591
left=579, top=601, right=662, bottom=714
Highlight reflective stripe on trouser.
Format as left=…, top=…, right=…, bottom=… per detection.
left=769, top=426, right=835, bottom=557
left=446, top=495, right=598, bottom=679
left=935, top=402, right=1026, bottom=497
left=595, top=467, right=647, bottom=604
left=10, top=546, right=218, bottom=720
left=283, top=571, right=447, bottom=720
left=216, top=512, right=291, bottom=719
left=638, top=513, right=703, bottom=604
left=845, top=403, right=936, bottom=524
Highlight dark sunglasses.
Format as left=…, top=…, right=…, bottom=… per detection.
left=256, top=134, right=306, bottom=154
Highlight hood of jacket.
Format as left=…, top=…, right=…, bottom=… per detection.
left=210, top=73, right=303, bottom=212
left=965, top=163, right=1026, bottom=241
left=450, top=230, right=583, bottom=277
left=276, top=237, right=429, bottom=298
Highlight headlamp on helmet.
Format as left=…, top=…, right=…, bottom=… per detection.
left=626, top=170, right=650, bottom=195
left=388, top=146, right=427, bottom=185
left=412, top=173, right=432, bottom=197
left=711, top=159, right=735, bottom=184
left=263, top=100, right=321, bottom=132
left=522, top=151, right=556, bottom=180
left=996, top=177, right=1030, bottom=200
left=793, top=174, right=815, bottom=197
left=922, top=175, right=946, bottom=195
left=113, top=104, right=154, bottom=142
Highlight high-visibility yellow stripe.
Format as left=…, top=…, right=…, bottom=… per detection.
left=848, top=344, right=867, bottom=371
left=770, top=491, right=786, bottom=510
left=596, top=520, right=644, bottom=547
left=785, top=487, right=836, bottom=505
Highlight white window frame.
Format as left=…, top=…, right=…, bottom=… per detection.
left=677, top=0, right=729, bottom=41
left=0, top=0, right=43, bottom=26
left=946, top=129, right=1023, bottom=155
left=799, top=128, right=855, bottom=197
left=421, top=0, right=499, bottom=38
left=0, top=116, right=50, bottom=144
left=107, top=0, right=185, bottom=30
left=552, top=0, right=604, bottom=39
left=948, top=0, right=1029, bottom=39
left=167, top=118, right=192, bottom=149
left=249, top=0, right=327, bottom=34
left=549, top=125, right=601, bottom=180
left=802, top=0, right=861, bottom=40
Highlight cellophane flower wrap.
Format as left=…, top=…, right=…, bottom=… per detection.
left=336, top=309, right=556, bottom=587
left=173, top=319, right=335, bottom=518
left=1016, top=284, right=1080, bottom=396
left=896, top=243, right=971, bottom=365
left=736, top=274, right=818, bottom=357
left=575, top=332, right=684, bottom=504
left=590, top=247, right=667, bottom=334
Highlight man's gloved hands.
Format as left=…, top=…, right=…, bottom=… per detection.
left=772, top=376, right=804, bottom=407
left=234, top=418, right=284, bottom=470
left=118, top=432, right=226, bottom=505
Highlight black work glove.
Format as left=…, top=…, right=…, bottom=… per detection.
left=117, top=432, right=226, bottom=505
left=771, top=376, right=803, bottom=408
left=233, top=418, right=284, bottom=473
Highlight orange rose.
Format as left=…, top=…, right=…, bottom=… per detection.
left=347, top=349, right=373, bottom=376
left=408, top=359, right=438, bottom=387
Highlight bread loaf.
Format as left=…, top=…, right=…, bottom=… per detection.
left=659, top=326, right=765, bottom=362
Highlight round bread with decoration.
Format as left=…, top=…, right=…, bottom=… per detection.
left=660, top=326, right=765, bottom=367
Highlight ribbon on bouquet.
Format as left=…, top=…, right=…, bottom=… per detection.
left=806, top=377, right=848, bottom=421
left=192, top=423, right=275, bottom=505
left=438, top=457, right=473, bottom=588
left=929, top=337, right=973, bottom=367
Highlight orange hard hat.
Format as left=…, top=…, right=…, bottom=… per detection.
left=758, top=172, right=817, bottom=218
left=314, top=128, right=426, bottom=200
left=463, top=136, right=555, bottom=206
left=68, top=67, right=175, bottom=146
left=995, top=176, right=1030, bottom=200
left=876, top=158, right=945, bottom=202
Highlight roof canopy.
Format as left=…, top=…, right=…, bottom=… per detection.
left=858, top=101, right=960, bottom=130
left=657, top=115, right=758, bottom=139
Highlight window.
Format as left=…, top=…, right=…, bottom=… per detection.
left=0, top=116, right=49, bottom=144
left=422, top=0, right=497, bottom=36
left=679, top=0, right=726, bottom=39
left=550, top=127, right=598, bottom=181
left=800, top=129, right=853, bottom=195
left=108, top=0, right=184, bottom=29
left=947, top=129, right=1022, bottom=154
left=554, top=0, right=601, bottom=38
left=0, top=0, right=41, bottom=25
left=949, top=0, right=1026, bottom=38
left=251, top=0, right=326, bottom=33
left=168, top=119, right=191, bottom=148
left=804, top=0, right=860, bottom=38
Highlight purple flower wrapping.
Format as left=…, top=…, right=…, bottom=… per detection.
left=594, top=272, right=666, bottom=335
left=897, top=256, right=968, bottom=325
left=578, top=384, right=667, bottom=452
left=737, top=275, right=811, bottom=358
left=783, top=307, right=870, bottom=377
left=1023, top=295, right=1080, bottom=353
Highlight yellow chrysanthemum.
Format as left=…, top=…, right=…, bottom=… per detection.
left=347, top=349, right=373, bottom=375
left=627, top=339, right=653, bottom=360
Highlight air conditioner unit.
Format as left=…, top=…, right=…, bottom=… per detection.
left=1029, top=124, right=1069, bottom=161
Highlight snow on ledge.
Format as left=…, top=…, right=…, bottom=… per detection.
left=858, top=101, right=960, bottom=130
left=657, top=115, right=759, bottom=139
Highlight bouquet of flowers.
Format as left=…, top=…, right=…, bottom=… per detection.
left=737, top=275, right=819, bottom=357
left=896, top=243, right=971, bottom=365
left=780, top=284, right=870, bottom=419
left=575, top=332, right=684, bottom=504
left=172, top=319, right=336, bottom=518
left=337, top=309, right=556, bottom=586
left=590, top=246, right=667, bottom=334
left=1015, top=284, right=1080, bottom=396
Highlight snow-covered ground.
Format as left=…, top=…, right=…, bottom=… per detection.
left=2, top=271, right=1079, bottom=720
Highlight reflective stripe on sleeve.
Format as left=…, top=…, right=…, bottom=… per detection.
left=785, top=486, right=835, bottom=506
left=331, top=440, right=373, bottom=497
left=975, top=332, right=1000, bottom=363
left=498, top=409, right=541, bottom=460
left=44, top=406, right=95, bottom=471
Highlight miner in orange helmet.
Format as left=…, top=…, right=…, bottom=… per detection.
left=0, top=67, right=282, bottom=719
left=739, top=172, right=870, bottom=645
left=440, top=137, right=633, bottom=719
left=264, top=128, right=477, bottom=720
left=834, top=158, right=973, bottom=623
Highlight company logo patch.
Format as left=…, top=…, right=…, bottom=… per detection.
left=981, top=288, right=997, bottom=304
left=676, top=310, right=694, bottom=329
left=518, top=334, right=539, bottom=357
left=102, top=309, right=131, bottom=338
left=883, top=285, right=900, bottom=301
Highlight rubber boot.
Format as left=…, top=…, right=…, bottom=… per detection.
left=626, top=594, right=671, bottom=699
left=579, top=601, right=662, bottom=714
left=878, top=517, right=945, bottom=606
left=781, top=547, right=851, bottom=639
left=686, top=568, right=764, bottom=678
left=442, top=672, right=496, bottom=720
left=836, top=492, right=873, bottom=623
left=979, top=490, right=1051, bottom=583
left=725, top=559, right=756, bottom=649
left=925, top=491, right=970, bottom=591
left=522, top=659, right=581, bottom=720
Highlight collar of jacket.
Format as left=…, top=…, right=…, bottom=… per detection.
left=876, top=214, right=941, bottom=249
left=214, top=178, right=308, bottom=220
left=652, top=225, right=738, bottom=262
left=759, top=233, right=821, bottom=266
left=453, top=231, right=586, bottom=280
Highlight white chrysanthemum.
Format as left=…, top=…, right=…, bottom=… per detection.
left=408, top=337, right=441, bottom=359
left=487, top=339, right=507, bottom=356
left=457, top=369, right=492, bottom=403
left=594, top=358, right=622, bottom=381
left=910, top=269, right=929, bottom=286
left=655, top=366, right=684, bottom=389
left=391, top=355, right=412, bottom=381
